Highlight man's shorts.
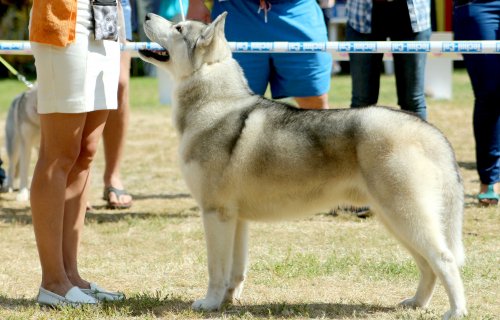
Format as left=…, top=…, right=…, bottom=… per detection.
left=212, top=0, right=332, bottom=98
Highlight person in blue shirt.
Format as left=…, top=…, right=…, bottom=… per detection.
left=454, top=0, right=500, bottom=206
left=190, top=0, right=332, bottom=110
left=346, top=0, right=431, bottom=120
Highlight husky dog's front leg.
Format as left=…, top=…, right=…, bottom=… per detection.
left=192, top=209, right=237, bottom=311
left=224, top=219, right=248, bottom=303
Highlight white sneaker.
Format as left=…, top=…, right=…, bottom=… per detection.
left=81, top=283, right=125, bottom=301
left=37, top=286, right=97, bottom=307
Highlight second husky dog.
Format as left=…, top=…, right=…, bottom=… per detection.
left=5, top=85, right=40, bottom=201
left=139, top=13, right=467, bottom=319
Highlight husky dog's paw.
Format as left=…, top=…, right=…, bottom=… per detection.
left=399, top=297, right=426, bottom=309
left=192, top=297, right=222, bottom=311
left=442, top=308, right=467, bottom=320
left=16, top=188, right=30, bottom=202
left=224, top=284, right=244, bottom=303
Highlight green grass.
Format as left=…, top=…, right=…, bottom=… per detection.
left=0, top=70, right=498, bottom=319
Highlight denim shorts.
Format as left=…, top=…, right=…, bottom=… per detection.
left=212, top=0, right=332, bottom=98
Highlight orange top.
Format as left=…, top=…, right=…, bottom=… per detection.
left=29, top=0, right=77, bottom=47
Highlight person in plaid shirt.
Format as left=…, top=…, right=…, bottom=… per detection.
left=346, top=0, right=431, bottom=120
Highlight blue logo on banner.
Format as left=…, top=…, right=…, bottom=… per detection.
left=442, top=42, right=482, bottom=53
left=250, top=42, right=273, bottom=51
left=339, top=42, right=376, bottom=52
left=302, top=42, right=326, bottom=52
left=288, top=43, right=301, bottom=52
left=1, top=43, right=23, bottom=50
left=391, top=42, right=430, bottom=53
left=288, top=43, right=325, bottom=52
left=496, top=43, right=500, bottom=53
left=235, top=42, right=250, bottom=51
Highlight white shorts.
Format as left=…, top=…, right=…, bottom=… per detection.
left=31, top=1, right=120, bottom=114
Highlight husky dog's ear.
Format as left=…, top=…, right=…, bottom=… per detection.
left=198, top=11, right=227, bottom=47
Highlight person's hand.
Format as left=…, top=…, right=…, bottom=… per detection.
left=187, top=0, right=211, bottom=23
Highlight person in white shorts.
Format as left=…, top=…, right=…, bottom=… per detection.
left=30, top=0, right=124, bottom=306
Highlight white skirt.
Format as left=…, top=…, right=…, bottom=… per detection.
left=31, top=0, right=120, bottom=114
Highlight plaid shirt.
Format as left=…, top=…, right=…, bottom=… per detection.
left=346, top=0, right=431, bottom=34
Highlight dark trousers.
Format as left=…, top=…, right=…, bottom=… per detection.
left=346, top=0, right=431, bottom=120
left=454, top=0, right=500, bottom=185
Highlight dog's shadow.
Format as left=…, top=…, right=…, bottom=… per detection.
left=209, top=302, right=396, bottom=319
left=130, top=300, right=396, bottom=319
left=118, top=294, right=397, bottom=319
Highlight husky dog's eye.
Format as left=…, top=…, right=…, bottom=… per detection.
left=175, top=25, right=183, bottom=33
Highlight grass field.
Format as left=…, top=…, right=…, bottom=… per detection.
left=0, top=70, right=498, bottom=320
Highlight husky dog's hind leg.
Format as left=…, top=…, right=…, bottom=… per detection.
left=363, top=146, right=466, bottom=319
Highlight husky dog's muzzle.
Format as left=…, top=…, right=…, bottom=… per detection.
left=138, top=14, right=170, bottom=62
left=139, top=48, right=170, bottom=62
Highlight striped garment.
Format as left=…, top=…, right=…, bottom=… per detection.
left=346, top=0, right=431, bottom=34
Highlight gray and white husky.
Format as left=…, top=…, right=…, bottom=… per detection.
left=139, top=13, right=467, bottom=319
left=4, top=85, right=40, bottom=201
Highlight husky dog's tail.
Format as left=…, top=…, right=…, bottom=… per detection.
left=443, top=162, right=466, bottom=267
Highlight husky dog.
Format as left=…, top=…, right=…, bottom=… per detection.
left=5, top=85, right=40, bottom=201
left=138, top=13, right=467, bottom=319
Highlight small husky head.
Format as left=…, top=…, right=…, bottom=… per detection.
left=139, top=12, right=230, bottom=79
left=94, top=6, right=118, bottom=40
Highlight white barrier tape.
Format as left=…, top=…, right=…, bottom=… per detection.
left=1, top=40, right=499, bottom=56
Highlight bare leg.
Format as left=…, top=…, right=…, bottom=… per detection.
left=31, top=113, right=93, bottom=296
left=102, top=51, right=132, bottom=206
left=63, top=111, right=110, bottom=288
left=295, top=93, right=329, bottom=110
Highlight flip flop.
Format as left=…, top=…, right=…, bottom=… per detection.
left=477, top=184, right=499, bottom=207
left=103, top=186, right=133, bottom=209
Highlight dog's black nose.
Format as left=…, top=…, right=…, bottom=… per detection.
left=145, top=13, right=152, bottom=21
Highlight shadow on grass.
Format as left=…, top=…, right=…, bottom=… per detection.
left=131, top=192, right=192, bottom=201
left=457, top=161, right=476, bottom=171
left=0, top=207, right=32, bottom=224
left=0, top=295, right=35, bottom=309
left=0, top=206, right=198, bottom=227
left=0, top=211, right=198, bottom=225
left=0, top=292, right=397, bottom=319
left=108, top=293, right=396, bottom=319
left=209, top=302, right=396, bottom=319
left=85, top=208, right=199, bottom=223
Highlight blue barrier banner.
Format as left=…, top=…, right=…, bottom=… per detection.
left=1, top=40, right=499, bottom=56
